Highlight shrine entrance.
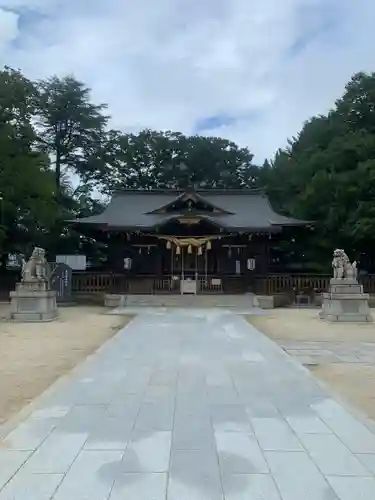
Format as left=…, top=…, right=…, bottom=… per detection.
left=161, top=237, right=220, bottom=294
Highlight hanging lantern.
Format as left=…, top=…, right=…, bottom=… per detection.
left=138, top=247, right=142, bottom=254
left=198, top=246, right=202, bottom=255
left=176, top=246, right=181, bottom=255
left=228, top=247, right=232, bottom=258
left=248, top=234, right=252, bottom=241
left=206, top=240, right=211, bottom=250
left=188, top=245, right=192, bottom=254
left=166, top=240, right=171, bottom=249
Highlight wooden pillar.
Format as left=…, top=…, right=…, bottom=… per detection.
left=171, top=246, right=174, bottom=277
left=244, top=237, right=253, bottom=292
left=157, top=243, right=163, bottom=277
left=263, top=238, right=269, bottom=275
left=109, top=232, right=125, bottom=272
left=205, top=249, right=208, bottom=280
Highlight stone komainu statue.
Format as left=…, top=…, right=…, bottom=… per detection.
left=21, top=247, right=47, bottom=282
left=332, top=249, right=357, bottom=280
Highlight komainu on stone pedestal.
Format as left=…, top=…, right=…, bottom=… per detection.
left=10, top=247, right=58, bottom=322
left=21, top=246, right=47, bottom=282
left=320, top=248, right=372, bottom=323
left=332, top=248, right=357, bottom=280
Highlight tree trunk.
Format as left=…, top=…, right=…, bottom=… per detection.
left=55, top=149, right=61, bottom=203
left=50, top=148, right=62, bottom=260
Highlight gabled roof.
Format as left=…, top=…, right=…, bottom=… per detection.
left=147, top=189, right=232, bottom=214
left=68, top=189, right=309, bottom=231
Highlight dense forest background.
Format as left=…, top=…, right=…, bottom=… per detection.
left=1, top=66, right=375, bottom=272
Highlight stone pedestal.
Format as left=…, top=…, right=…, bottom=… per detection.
left=10, top=281, right=58, bottom=322
left=319, top=278, right=373, bottom=322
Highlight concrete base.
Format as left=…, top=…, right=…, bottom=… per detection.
left=255, top=293, right=291, bottom=309
left=9, top=281, right=58, bottom=322
left=319, top=279, right=373, bottom=323
left=255, top=295, right=274, bottom=309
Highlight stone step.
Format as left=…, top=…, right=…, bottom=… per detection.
left=105, top=293, right=257, bottom=308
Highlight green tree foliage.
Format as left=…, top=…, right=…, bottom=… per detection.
left=102, top=129, right=258, bottom=191
left=0, top=67, right=58, bottom=257
left=53, top=180, right=107, bottom=260
left=32, top=75, right=113, bottom=257
left=262, top=72, right=375, bottom=269
left=34, top=75, right=109, bottom=199
left=0, top=68, right=109, bottom=262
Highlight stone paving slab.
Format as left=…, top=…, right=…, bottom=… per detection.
left=1, top=308, right=375, bottom=499
left=279, top=339, right=375, bottom=365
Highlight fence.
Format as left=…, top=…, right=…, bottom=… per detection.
left=254, top=274, right=331, bottom=295
left=72, top=273, right=152, bottom=294
left=3, top=271, right=375, bottom=297
left=254, top=274, right=375, bottom=295
left=71, top=272, right=120, bottom=293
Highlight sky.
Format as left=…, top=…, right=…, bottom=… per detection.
left=1, top=0, right=375, bottom=163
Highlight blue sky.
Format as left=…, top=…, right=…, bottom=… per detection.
left=1, top=0, right=375, bottom=162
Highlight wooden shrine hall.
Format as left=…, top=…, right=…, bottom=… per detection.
left=69, top=188, right=307, bottom=296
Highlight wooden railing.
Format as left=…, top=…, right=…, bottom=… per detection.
left=71, top=272, right=375, bottom=295
left=72, top=272, right=115, bottom=293
left=254, top=274, right=331, bottom=295
left=363, top=276, right=375, bottom=294
left=153, top=277, right=179, bottom=293
left=152, top=276, right=224, bottom=293
left=72, top=273, right=227, bottom=294
left=199, top=277, right=223, bottom=293
left=254, top=274, right=375, bottom=295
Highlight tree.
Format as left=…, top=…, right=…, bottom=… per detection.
left=262, top=72, right=375, bottom=270
left=34, top=75, right=109, bottom=201
left=102, top=129, right=259, bottom=191
left=49, top=180, right=107, bottom=260
left=0, top=67, right=58, bottom=260
left=335, top=72, right=375, bottom=134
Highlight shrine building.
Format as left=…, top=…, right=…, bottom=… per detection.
left=69, top=188, right=308, bottom=301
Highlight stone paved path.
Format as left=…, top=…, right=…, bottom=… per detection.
left=2, top=308, right=375, bottom=499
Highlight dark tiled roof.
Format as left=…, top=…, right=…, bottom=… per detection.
left=69, top=189, right=308, bottom=230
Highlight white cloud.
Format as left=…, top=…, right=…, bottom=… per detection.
left=1, top=0, right=375, bottom=162
left=0, top=8, right=18, bottom=48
